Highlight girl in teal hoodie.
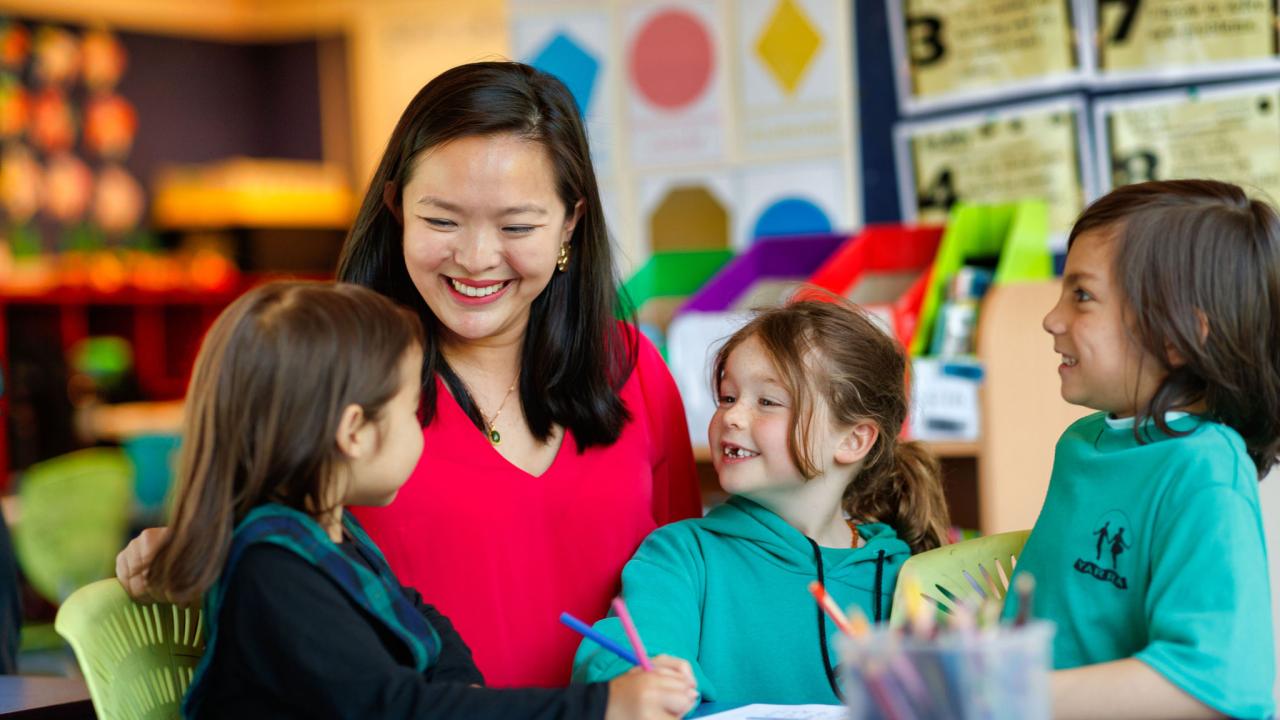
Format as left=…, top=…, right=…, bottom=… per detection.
left=572, top=297, right=952, bottom=707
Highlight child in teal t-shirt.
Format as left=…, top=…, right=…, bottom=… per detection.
left=1011, top=179, right=1279, bottom=719
left=572, top=298, right=952, bottom=706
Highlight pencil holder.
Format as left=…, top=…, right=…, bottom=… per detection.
left=839, top=621, right=1054, bottom=720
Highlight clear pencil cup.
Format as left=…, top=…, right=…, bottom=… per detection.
left=839, top=621, right=1054, bottom=720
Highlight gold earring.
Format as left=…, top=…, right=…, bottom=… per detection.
left=556, top=242, right=570, bottom=273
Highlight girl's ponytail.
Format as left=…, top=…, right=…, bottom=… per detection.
left=846, top=439, right=949, bottom=555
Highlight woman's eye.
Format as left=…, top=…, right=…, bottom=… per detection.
left=717, top=395, right=736, bottom=406
left=1073, top=288, right=1093, bottom=303
left=503, top=225, right=535, bottom=234
left=424, top=217, right=455, bottom=229
left=759, top=398, right=782, bottom=407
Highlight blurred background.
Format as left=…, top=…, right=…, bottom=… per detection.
left=0, top=0, right=1275, bottom=701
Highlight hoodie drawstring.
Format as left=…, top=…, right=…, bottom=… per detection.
left=873, top=549, right=886, bottom=623
left=806, top=537, right=843, bottom=702
left=807, top=542, right=891, bottom=701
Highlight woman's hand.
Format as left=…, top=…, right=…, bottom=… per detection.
left=114, top=526, right=170, bottom=601
left=604, top=655, right=698, bottom=720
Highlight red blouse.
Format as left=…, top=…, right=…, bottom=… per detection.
left=352, top=333, right=702, bottom=687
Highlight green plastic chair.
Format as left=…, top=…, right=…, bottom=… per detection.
left=889, top=529, right=1030, bottom=628
left=56, top=579, right=205, bottom=720
left=11, top=448, right=133, bottom=604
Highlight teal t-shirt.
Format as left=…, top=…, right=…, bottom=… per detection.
left=1009, top=412, right=1275, bottom=718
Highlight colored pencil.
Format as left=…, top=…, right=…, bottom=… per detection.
left=807, top=581, right=856, bottom=637
left=1013, top=573, right=1036, bottom=626
left=611, top=597, right=653, bottom=671
left=559, top=611, right=639, bottom=666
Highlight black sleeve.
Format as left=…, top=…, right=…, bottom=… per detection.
left=215, top=545, right=610, bottom=720
left=0, top=513, right=19, bottom=674
left=400, top=584, right=485, bottom=685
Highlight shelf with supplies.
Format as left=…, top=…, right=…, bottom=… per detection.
left=0, top=274, right=322, bottom=490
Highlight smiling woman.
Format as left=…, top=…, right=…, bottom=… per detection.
left=113, top=62, right=703, bottom=692
left=333, top=61, right=704, bottom=686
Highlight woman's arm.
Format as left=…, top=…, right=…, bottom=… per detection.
left=114, top=526, right=170, bottom=601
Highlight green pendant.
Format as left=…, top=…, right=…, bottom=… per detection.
left=488, top=429, right=501, bottom=445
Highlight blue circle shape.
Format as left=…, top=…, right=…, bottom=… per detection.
left=751, top=197, right=831, bottom=240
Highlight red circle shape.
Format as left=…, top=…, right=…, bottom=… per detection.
left=629, top=9, right=713, bottom=110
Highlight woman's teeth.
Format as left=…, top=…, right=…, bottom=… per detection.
left=451, top=279, right=507, bottom=297
left=723, top=446, right=759, bottom=459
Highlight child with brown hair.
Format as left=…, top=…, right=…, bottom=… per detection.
left=1014, top=179, right=1278, bottom=719
left=573, top=297, right=951, bottom=707
left=147, top=281, right=697, bottom=719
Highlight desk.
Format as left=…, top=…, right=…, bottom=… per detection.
left=0, top=676, right=93, bottom=718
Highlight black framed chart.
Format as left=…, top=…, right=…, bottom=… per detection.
left=895, top=97, right=1093, bottom=247
left=1094, top=80, right=1280, bottom=200
left=888, top=0, right=1087, bottom=113
left=1092, top=0, right=1280, bottom=84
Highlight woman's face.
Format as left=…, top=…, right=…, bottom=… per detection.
left=400, top=132, right=581, bottom=347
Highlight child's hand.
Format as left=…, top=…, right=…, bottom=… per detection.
left=114, top=526, right=170, bottom=601
left=604, top=655, right=698, bottom=720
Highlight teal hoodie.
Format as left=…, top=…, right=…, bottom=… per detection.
left=571, top=496, right=911, bottom=706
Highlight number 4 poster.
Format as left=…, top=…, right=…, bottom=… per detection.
left=888, top=0, right=1087, bottom=114
left=895, top=97, right=1092, bottom=248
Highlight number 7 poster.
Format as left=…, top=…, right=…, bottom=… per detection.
left=1092, top=0, right=1280, bottom=85
left=887, top=0, right=1088, bottom=114
left=895, top=96, right=1092, bottom=249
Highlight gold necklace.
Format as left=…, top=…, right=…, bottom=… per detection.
left=477, top=379, right=518, bottom=445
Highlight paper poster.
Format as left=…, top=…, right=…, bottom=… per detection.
left=736, top=159, right=848, bottom=249
left=1094, top=80, right=1280, bottom=201
left=1093, top=0, right=1280, bottom=83
left=895, top=97, right=1091, bottom=245
left=638, top=171, right=733, bottom=254
left=734, top=0, right=851, bottom=157
left=512, top=8, right=617, bottom=173
left=623, top=0, right=727, bottom=167
left=888, top=0, right=1086, bottom=113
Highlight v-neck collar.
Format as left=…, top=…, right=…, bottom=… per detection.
left=434, top=375, right=571, bottom=479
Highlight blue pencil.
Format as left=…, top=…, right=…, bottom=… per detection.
left=560, top=612, right=640, bottom=666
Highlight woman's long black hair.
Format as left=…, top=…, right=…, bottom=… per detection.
left=337, top=61, right=636, bottom=449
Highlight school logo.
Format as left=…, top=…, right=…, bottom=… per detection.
left=1073, top=510, right=1132, bottom=590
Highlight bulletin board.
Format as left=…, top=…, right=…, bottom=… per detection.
left=895, top=96, right=1092, bottom=250
left=1094, top=79, right=1280, bottom=201
left=886, top=0, right=1088, bottom=113
left=510, top=0, right=860, bottom=272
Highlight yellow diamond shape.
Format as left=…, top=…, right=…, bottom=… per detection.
left=754, top=0, right=822, bottom=95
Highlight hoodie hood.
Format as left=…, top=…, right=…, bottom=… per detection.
left=697, top=495, right=912, bottom=578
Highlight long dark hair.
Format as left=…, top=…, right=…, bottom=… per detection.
left=1069, top=179, right=1280, bottom=477
left=712, top=298, right=950, bottom=554
left=337, top=61, right=635, bottom=449
left=149, top=282, right=424, bottom=604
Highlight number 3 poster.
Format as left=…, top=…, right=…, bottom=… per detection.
left=888, top=0, right=1087, bottom=113
left=1095, top=80, right=1280, bottom=199
left=895, top=97, right=1092, bottom=248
